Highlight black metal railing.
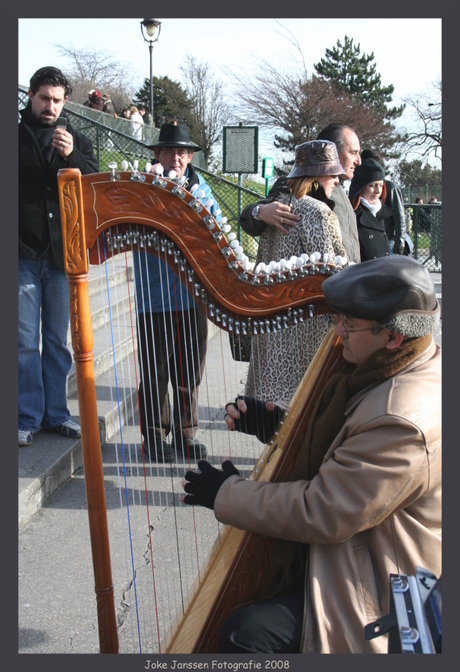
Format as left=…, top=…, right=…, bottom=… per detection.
left=405, top=204, right=442, bottom=272
left=18, top=86, right=441, bottom=271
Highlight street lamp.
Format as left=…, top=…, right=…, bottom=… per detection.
left=140, top=19, right=162, bottom=124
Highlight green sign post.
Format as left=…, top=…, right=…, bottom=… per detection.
left=262, top=156, right=274, bottom=196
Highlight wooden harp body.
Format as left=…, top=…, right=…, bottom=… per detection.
left=58, top=168, right=345, bottom=654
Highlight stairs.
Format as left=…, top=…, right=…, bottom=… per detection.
left=66, top=256, right=138, bottom=440
left=19, top=255, right=139, bottom=528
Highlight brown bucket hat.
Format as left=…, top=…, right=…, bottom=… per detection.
left=287, top=140, right=346, bottom=178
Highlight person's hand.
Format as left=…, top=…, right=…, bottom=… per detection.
left=180, top=460, right=240, bottom=509
left=257, top=202, right=300, bottom=234
left=52, top=127, right=73, bottom=159
left=225, top=396, right=284, bottom=443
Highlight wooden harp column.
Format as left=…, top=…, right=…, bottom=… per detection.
left=58, top=167, right=346, bottom=654
left=58, top=171, right=119, bottom=653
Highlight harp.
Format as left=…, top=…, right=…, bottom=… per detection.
left=57, top=167, right=346, bottom=654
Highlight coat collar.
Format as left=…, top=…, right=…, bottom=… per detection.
left=344, top=338, right=438, bottom=416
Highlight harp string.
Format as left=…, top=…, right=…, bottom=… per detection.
left=89, top=221, right=328, bottom=652
left=106, top=227, right=223, bottom=650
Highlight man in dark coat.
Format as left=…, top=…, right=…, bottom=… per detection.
left=238, top=124, right=362, bottom=263
left=18, top=66, right=98, bottom=446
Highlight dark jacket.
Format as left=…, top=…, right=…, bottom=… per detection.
left=239, top=176, right=361, bottom=263
left=18, top=107, right=98, bottom=269
left=384, top=179, right=407, bottom=254
left=354, top=201, right=394, bottom=261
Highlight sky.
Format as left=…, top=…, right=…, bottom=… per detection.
left=18, top=18, right=442, bottom=166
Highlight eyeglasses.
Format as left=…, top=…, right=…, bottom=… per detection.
left=159, top=148, right=190, bottom=158
left=340, top=315, right=382, bottom=339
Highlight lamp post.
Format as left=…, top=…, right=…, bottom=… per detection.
left=140, top=19, right=162, bottom=124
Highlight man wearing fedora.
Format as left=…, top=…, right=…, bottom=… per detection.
left=133, top=123, right=221, bottom=463
left=239, top=123, right=362, bottom=264
left=181, top=256, right=441, bottom=653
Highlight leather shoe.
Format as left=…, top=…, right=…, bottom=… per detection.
left=174, top=434, right=207, bottom=461
left=142, top=434, right=175, bottom=463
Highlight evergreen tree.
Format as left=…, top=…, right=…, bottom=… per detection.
left=133, top=76, right=192, bottom=128
left=391, top=159, right=442, bottom=188
left=314, top=36, right=405, bottom=121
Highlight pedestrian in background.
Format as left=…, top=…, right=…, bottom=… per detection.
left=18, top=66, right=98, bottom=446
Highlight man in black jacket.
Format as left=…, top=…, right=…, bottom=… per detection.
left=239, top=124, right=362, bottom=263
left=18, top=66, right=98, bottom=446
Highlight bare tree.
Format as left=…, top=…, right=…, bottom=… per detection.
left=400, top=79, right=442, bottom=164
left=55, top=44, right=137, bottom=114
left=230, top=60, right=393, bottom=172
left=180, top=54, right=233, bottom=168
left=228, top=25, right=401, bottom=171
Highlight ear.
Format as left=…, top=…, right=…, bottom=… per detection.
left=188, top=151, right=194, bottom=162
left=28, top=89, right=34, bottom=102
left=153, top=149, right=160, bottom=161
left=385, top=331, right=404, bottom=351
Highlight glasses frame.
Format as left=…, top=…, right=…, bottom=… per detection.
left=159, top=147, right=191, bottom=158
left=340, top=315, right=382, bottom=339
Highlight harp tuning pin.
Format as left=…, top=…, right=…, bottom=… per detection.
left=222, top=224, right=232, bottom=234
left=168, top=170, right=177, bottom=179
left=196, top=189, right=206, bottom=199
left=194, top=282, right=200, bottom=296
left=228, top=232, right=237, bottom=241
left=206, top=198, right=214, bottom=209
left=153, top=164, right=164, bottom=175
left=190, top=183, right=198, bottom=193
left=209, top=303, right=215, bottom=318
left=145, top=162, right=152, bottom=172
left=121, top=160, right=129, bottom=171
left=108, top=162, right=120, bottom=182
left=308, top=304, right=314, bottom=319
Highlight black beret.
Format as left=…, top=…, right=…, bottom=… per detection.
left=322, top=256, right=438, bottom=322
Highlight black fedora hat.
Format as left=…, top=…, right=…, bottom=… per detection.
left=151, top=123, right=202, bottom=152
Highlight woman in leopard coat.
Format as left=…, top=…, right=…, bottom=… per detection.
left=245, top=141, right=349, bottom=405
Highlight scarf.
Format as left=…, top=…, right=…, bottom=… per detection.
left=262, top=334, right=433, bottom=598
left=22, top=106, right=59, bottom=165
left=360, top=197, right=382, bottom=216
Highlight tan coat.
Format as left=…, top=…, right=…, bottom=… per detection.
left=215, top=340, right=441, bottom=653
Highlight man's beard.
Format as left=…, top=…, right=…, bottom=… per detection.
left=35, top=111, right=57, bottom=126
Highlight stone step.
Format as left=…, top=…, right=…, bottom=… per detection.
left=67, top=348, right=138, bottom=443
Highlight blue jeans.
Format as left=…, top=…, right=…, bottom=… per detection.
left=18, top=252, right=72, bottom=432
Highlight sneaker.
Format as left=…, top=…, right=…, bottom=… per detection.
left=174, top=434, right=207, bottom=461
left=19, top=429, right=33, bottom=446
left=142, top=434, right=175, bottom=464
left=54, top=419, right=81, bottom=438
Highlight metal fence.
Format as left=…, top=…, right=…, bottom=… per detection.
left=405, top=204, right=442, bottom=272
left=401, top=185, right=442, bottom=204
left=18, top=86, right=441, bottom=271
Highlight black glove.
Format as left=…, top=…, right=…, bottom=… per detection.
left=228, top=395, right=284, bottom=443
left=393, top=242, right=405, bottom=255
left=182, top=460, right=240, bottom=509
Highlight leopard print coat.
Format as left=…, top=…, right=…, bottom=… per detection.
left=245, top=194, right=348, bottom=405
